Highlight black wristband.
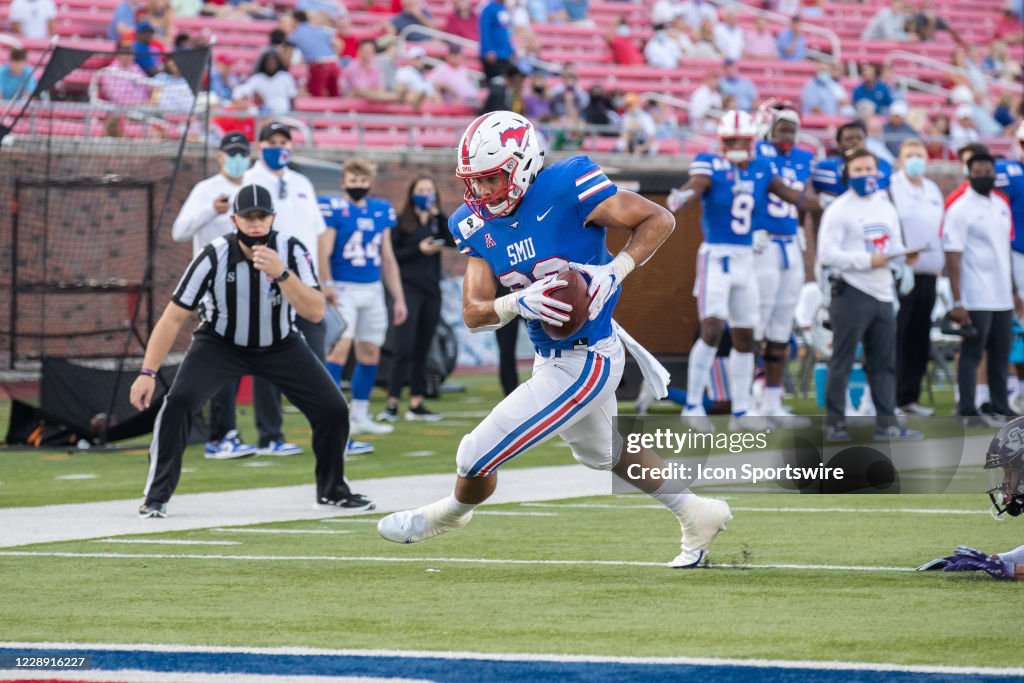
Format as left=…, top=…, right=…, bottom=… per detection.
left=274, top=270, right=291, bottom=283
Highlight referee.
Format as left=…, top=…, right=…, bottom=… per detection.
left=130, top=184, right=374, bottom=518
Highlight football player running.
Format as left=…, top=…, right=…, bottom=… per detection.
left=378, top=111, right=732, bottom=568
left=667, top=110, right=815, bottom=432
left=917, top=416, right=1024, bottom=580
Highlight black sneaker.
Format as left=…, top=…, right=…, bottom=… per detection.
left=405, top=404, right=443, bottom=422
left=138, top=502, right=167, bottom=518
left=376, top=405, right=399, bottom=423
left=316, top=494, right=375, bottom=512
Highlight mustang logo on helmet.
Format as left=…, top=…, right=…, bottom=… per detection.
left=499, top=125, right=530, bottom=149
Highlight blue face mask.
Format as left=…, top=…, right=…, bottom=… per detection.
left=224, top=153, right=249, bottom=178
left=904, top=156, right=926, bottom=178
left=849, top=174, right=878, bottom=196
left=261, top=146, right=291, bottom=171
left=412, top=192, right=436, bottom=211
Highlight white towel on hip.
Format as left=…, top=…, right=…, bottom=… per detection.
left=612, top=320, right=671, bottom=400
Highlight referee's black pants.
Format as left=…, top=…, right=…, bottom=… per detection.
left=252, top=316, right=326, bottom=446
left=387, top=285, right=441, bottom=399
left=144, top=330, right=350, bottom=506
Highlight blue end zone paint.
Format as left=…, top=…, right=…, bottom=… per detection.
left=1, top=648, right=1021, bottom=683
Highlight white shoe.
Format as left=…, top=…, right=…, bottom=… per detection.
left=350, top=415, right=394, bottom=435
left=764, top=405, right=812, bottom=429
left=378, top=499, right=474, bottom=543
left=728, top=412, right=772, bottom=432
left=670, top=497, right=732, bottom=568
left=900, top=402, right=934, bottom=417
left=682, top=405, right=715, bottom=434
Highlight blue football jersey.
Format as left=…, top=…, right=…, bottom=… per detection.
left=450, top=156, right=618, bottom=352
left=320, top=195, right=396, bottom=283
left=996, top=159, right=1024, bottom=253
left=689, top=152, right=775, bottom=246
left=811, top=155, right=892, bottom=196
left=754, top=141, right=813, bottom=236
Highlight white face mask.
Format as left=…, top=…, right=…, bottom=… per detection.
left=725, top=149, right=750, bottom=163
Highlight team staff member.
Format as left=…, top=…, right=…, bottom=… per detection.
left=171, top=131, right=258, bottom=459
left=817, top=148, right=921, bottom=442
left=889, top=139, right=944, bottom=417
left=944, top=152, right=1022, bottom=423
left=243, top=122, right=328, bottom=456
left=131, top=185, right=374, bottom=518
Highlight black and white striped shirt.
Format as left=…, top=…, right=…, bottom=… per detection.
left=172, top=231, right=320, bottom=348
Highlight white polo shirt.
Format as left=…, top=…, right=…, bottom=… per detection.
left=889, top=170, right=945, bottom=275
left=818, top=189, right=906, bottom=303
left=172, top=173, right=245, bottom=257
left=942, top=187, right=1014, bottom=311
left=244, top=162, right=327, bottom=277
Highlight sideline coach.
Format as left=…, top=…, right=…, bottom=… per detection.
left=130, top=184, right=374, bottom=518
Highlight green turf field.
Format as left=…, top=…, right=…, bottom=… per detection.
left=2, top=375, right=1021, bottom=669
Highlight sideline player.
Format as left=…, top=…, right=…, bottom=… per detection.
left=752, top=104, right=816, bottom=424
left=917, top=416, right=1024, bottom=580
left=997, top=123, right=1024, bottom=410
left=811, top=120, right=893, bottom=203
left=320, top=158, right=408, bottom=436
left=377, top=111, right=732, bottom=568
left=667, top=110, right=815, bottom=431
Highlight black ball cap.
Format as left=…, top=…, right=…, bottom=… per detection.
left=258, top=121, right=292, bottom=142
left=233, top=184, right=275, bottom=216
left=219, top=131, right=250, bottom=154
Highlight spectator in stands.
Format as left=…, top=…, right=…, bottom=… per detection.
left=650, top=0, right=676, bottom=27
left=983, top=40, right=1021, bottom=83
left=289, top=9, right=341, bottom=97
left=582, top=83, right=617, bottom=127
left=213, top=91, right=258, bottom=142
left=860, top=0, right=911, bottom=41
left=481, top=63, right=525, bottom=114
left=297, top=0, right=346, bottom=25
left=852, top=64, right=894, bottom=115
left=745, top=14, right=776, bottom=59
left=9, top=0, right=56, bottom=39
left=394, top=46, right=438, bottom=107
left=713, top=8, right=744, bottom=62
left=384, top=0, right=437, bottom=41
left=616, top=92, right=657, bottom=155
left=950, top=104, right=981, bottom=151
left=374, top=37, right=402, bottom=91
left=669, top=16, right=696, bottom=55
left=109, top=0, right=135, bottom=42
left=994, top=94, right=1017, bottom=131
left=209, top=55, right=239, bottom=102
left=776, top=17, right=807, bottom=62
left=139, top=0, right=173, bottom=37
left=993, top=9, right=1024, bottom=41
left=801, top=65, right=839, bottom=115
left=479, top=0, right=514, bottom=83
left=514, top=28, right=546, bottom=75
left=864, top=112, right=896, bottom=164
left=341, top=39, right=400, bottom=102
left=444, top=0, right=480, bottom=42
left=101, top=44, right=153, bottom=106
left=678, top=0, right=717, bottom=32
left=925, top=113, right=954, bottom=160
left=257, top=29, right=298, bottom=73
left=152, top=57, right=194, bottom=111
left=830, top=62, right=855, bottom=116
left=720, top=59, right=757, bottom=113
left=563, top=0, right=589, bottom=24
left=950, top=47, right=988, bottom=94
left=883, top=100, right=918, bottom=157
left=689, top=71, right=722, bottom=133
left=133, top=23, right=166, bottom=77
left=427, top=44, right=480, bottom=105
left=233, top=50, right=298, bottom=115
left=645, top=23, right=684, bottom=69
left=692, top=19, right=721, bottom=59
left=335, top=13, right=359, bottom=63
left=607, top=16, right=644, bottom=66
left=909, top=4, right=963, bottom=45
left=523, top=70, right=552, bottom=119
left=549, top=65, right=589, bottom=120
left=0, top=48, right=37, bottom=101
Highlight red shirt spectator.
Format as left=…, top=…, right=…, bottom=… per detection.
left=608, top=33, right=644, bottom=66
left=444, top=0, right=479, bottom=42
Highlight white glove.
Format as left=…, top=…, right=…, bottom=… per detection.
left=494, top=273, right=572, bottom=327
left=892, top=262, right=915, bottom=297
left=570, top=252, right=636, bottom=321
left=752, top=229, right=770, bottom=254
left=666, top=188, right=694, bottom=213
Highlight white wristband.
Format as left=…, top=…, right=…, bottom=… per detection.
left=611, top=251, right=636, bottom=278
left=493, top=293, right=519, bottom=325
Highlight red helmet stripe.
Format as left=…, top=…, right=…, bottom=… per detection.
left=460, top=114, right=490, bottom=165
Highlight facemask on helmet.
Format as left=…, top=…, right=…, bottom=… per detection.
left=717, top=110, right=757, bottom=165
left=984, top=420, right=1024, bottom=519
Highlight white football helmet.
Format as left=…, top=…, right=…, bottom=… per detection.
left=717, top=110, right=757, bottom=164
left=456, top=110, right=545, bottom=220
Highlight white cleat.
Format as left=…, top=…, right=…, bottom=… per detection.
left=350, top=416, right=394, bottom=435
left=377, top=500, right=474, bottom=544
left=682, top=405, right=716, bottom=434
left=765, top=405, right=812, bottom=429
left=728, top=412, right=772, bottom=433
left=670, top=497, right=732, bottom=568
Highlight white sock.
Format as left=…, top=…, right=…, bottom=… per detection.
left=997, top=543, right=1024, bottom=577
left=444, top=493, right=477, bottom=517
left=686, top=339, right=716, bottom=409
left=762, top=385, right=783, bottom=414
left=729, top=350, right=755, bottom=415
left=651, top=479, right=695, bottom=517
left=977, top=384, right=990, bottom=408
left=351, top=399, right=369, bottom=421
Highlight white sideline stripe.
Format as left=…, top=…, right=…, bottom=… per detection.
left=2, top=670, right=430, bottom=683
left=2, top=641, right=1021, bottom=676
left=210, top=528, right=353, bottom=535
left=474, top=511, right=558, bottom=517
left=0, top=550, right=915, bottom=573
left=55, top=474, right=99, bottom=480
left=320, top=518, right=380, bottom=524
left=522, top=502, right=990, bottom=514
left=92, top=539, right=241, bottom=546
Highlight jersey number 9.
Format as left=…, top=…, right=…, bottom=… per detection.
left=730, top=194, right=754, bottom=235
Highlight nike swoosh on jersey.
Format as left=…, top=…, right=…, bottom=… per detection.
left=536, top=207, right=553, bottom=221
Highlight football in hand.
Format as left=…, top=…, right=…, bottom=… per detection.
left=541, top=269, right=590, bottom=341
